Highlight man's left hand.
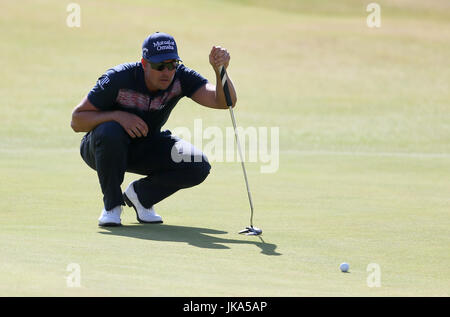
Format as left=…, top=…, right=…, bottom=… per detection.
left=209, top=46, right=230, bottom=72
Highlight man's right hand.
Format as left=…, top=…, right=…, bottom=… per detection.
left=114, top=111, right=148, bottom=138
left=71, top=97, right=148, bottom=138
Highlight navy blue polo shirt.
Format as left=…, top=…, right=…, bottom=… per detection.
left=87, top=62, right=208, bottom=135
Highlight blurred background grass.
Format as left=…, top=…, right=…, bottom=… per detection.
left=1, top=0, right=449, bottom=153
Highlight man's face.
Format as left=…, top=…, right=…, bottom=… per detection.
left=142, top=58, right=177, bottom=92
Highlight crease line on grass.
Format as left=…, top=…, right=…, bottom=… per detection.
left=283, top=150, right=450, bottom=158
left=0, top=148, right=79, bottom=154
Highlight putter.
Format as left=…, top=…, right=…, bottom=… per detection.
left=219, top=65, right=262, bottom=236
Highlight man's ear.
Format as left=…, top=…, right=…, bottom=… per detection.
left=141, top=58, right=146, bottom=70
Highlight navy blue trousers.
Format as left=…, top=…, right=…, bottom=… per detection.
left=80, top=121, right=211, bottom=210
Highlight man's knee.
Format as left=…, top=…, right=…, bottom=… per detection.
left=190, top=159, right=211, bottom=186
left=92, top=121, right=129, bottom=148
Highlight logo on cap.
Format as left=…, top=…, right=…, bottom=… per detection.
left=153, top=40, right=175, bottom=51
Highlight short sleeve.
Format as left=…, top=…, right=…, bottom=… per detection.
left=178, top=65, right=208, bottom=98
left=87, top=71, right=120, bottom=110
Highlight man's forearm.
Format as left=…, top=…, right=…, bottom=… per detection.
left=71, top=110, right=119, bottom=133
left=215, top=68, right=237, bottom=108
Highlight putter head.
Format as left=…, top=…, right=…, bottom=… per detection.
left=239, top=227, right=251, bottom=234
left=239, top=226, right=262, bottom=236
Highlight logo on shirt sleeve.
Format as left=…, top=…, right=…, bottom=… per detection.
left=98, top=75, right=110, bottom=90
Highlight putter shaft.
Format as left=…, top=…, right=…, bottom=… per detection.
left=219, top=66, right=255, bottom=228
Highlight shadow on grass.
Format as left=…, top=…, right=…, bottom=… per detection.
left=98, top=224, right=281, bottom=256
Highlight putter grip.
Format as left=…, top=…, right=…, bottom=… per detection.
left=219, top=66, right=233, bottom=107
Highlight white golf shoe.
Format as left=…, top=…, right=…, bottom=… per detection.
left=123, top=181, right=163, bottom=224
left=98, top=205, right=122, bottom=227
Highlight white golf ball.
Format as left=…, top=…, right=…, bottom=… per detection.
left=340, top=262, right=350, bottom=272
